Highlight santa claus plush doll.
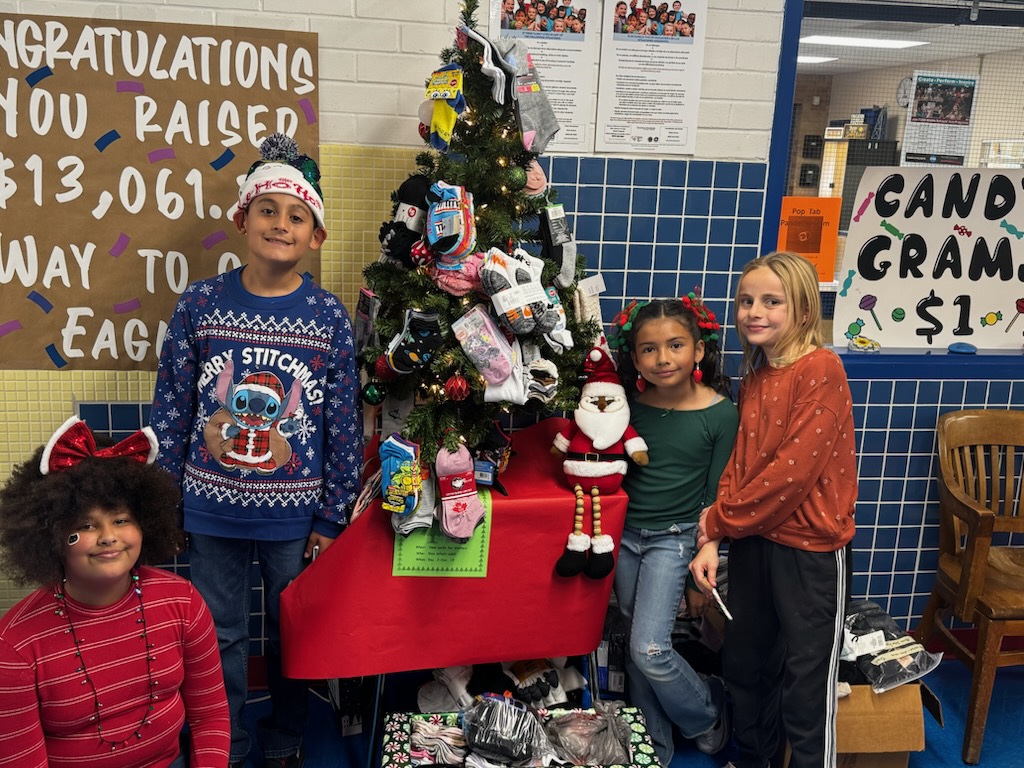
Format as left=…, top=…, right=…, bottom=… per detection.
left=550, top=346, right=648, bottom=578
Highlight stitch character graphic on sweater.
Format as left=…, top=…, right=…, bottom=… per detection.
left=203, top=358, right=303, bottom=474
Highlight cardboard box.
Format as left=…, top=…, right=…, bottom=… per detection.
left=783, top=683, right=942, bottom=768
left=380, top=706, right=659, bottom=768
left=836, top=683, right=943, bottom=767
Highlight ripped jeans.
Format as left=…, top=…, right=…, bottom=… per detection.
left=614, top=523, right=720, bottom=765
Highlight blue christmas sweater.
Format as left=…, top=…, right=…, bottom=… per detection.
left=150, top=268, right=362, bottom=541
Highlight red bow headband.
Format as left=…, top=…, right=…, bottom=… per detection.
left=40, top=416, right=159, bottom=476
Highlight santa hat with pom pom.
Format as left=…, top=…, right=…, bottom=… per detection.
left=231, top=133, right=326, bottom=231
left=580, top=346, right=624, bottom=400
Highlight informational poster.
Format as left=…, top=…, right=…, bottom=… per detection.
left=833, top=167, right=1024, bottom=351
left=487, top=0, right=599, bottom=153
left=777, top=196, right=842, bottom=282
left=0, top=14, right=319, bottom=371
left=900, top=72, right=978, bottom=167
left=595, top=0, right=708, bottom=154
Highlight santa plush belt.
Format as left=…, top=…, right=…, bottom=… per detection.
left=566, top=451, right=630, bottom=462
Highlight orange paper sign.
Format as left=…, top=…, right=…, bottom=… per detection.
left=777, top=196, right=842, bottom=282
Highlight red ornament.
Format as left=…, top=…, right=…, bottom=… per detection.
left=445, top=373, right=470, bottom=401
left=374, top=355, right=399, bottom=381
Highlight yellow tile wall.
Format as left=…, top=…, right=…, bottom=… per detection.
left=0, top=144, right=420, bottom=612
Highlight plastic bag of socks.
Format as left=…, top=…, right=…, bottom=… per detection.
left=452, top=304, right=515, bottom=385
left=426, top=63, right=466, bottom=152
left=436, top=443, right=486, bottom=542
left=379, top=433, right=421, bottom=517
left=844, top=599, right=942, bottom=693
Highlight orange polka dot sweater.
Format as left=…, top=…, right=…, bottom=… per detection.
left=705, top=347, right=856, bottom=552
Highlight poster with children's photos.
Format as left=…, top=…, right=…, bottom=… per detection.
left=596, top=0, right=708, bottom=154
left=0, top=13, right=319, bottom=371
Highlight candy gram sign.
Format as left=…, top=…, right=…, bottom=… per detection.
left=833, top=167, right=1024, bottom=351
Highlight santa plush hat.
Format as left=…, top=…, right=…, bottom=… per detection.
left=581, top=347, right=624, bottom=399
left=231, top=133, right=326, bottom=231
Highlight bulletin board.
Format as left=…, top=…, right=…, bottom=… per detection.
left=0, top=13, right=319, bottom=371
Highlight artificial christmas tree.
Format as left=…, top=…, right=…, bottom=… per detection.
left=359, top=0, right=600, bottom=470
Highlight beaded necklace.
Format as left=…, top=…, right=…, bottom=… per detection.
left=53, top=570, right=157, bottom=752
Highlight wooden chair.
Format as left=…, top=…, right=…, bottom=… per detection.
left=915, top=409, right=1024, bottom=764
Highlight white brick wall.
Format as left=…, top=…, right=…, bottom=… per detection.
left=2, top=0, right=785, bottom=160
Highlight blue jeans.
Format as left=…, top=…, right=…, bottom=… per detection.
left=613, top=523, right=721, bottom=765
left=188, top=533, right=308, bottom=762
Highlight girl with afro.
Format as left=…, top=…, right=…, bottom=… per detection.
left=0, top=417, right=229, bottom=768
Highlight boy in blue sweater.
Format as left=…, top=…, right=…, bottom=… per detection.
left=150, top=134, right=362, bottom=768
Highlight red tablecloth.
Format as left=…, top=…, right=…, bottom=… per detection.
left=281, top=417, right=628, bottom=679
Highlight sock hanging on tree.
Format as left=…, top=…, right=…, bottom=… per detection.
left=385, top=309, right=444, bottom=374
left=426, top=182, right=476, bottom=262
left=495, top=39, right=560, bottom=153
left=542, top=286, right=574, bottom=354
left=379, top=174, right=432, bottom=268
left=380, top=433, right=421, bottom=517
left=436, top=443, right=486, bottom=543
left=517, top=249, right=561, bottom=332
left=541, top=204, right=578, bottom=289
left=482, top=336, right=526, bottom=405
left=427, top=63, right=466, bottom=152
left=354, top=287, right=380, bottom=362
left=458, top=25, right=508, bottom=104
left=481, top=247, right=554, bottom=336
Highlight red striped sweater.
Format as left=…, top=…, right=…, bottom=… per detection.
left=0, top=566, right=229, bottom=768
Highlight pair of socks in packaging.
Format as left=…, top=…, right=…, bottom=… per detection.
left=380, top=433, right=486, bottom=542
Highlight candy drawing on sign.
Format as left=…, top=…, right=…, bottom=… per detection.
left=1004, top=299, right=1024, bottom=333
left=892, top=307, right=906, bottom=322
left=859, top=295, right=882, bottom=330
left=839, top=269, right=856, bottom=297
left=1000, top=220, right=1024, bottom=240
left=845, top=318, right=866, bottom=339
left=980, top=311, right=1003, bottom=328
left=880, top=220, right=905, bottom=240
left=953, top=224, right=972, bottom=236
left=853, top=191, right=875, bottom=223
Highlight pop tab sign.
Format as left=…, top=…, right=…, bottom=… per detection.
left=833, top=167, right=1024, bottom=350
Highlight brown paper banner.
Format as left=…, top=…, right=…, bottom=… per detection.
left=0, top=13, right=319, bottom=370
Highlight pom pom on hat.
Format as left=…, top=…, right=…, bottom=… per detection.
left=581, top=346, right=623, bottom=398
left=231, top=132, right=326, bottom=230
